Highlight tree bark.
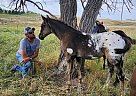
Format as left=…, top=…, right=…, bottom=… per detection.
left=59, top=0, right=77, bottom=28
left=79, top=0, right=103, bottom=33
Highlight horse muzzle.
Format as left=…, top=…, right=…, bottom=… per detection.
left=39, top=34, right=45, bottom=40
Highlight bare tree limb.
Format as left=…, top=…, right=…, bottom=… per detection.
left=121, top=1, right=124, bottom=20
left=7, top=0, right=57, bottom=19
left=35, top=2, right=44, bottom=9
left=80, top=0, right=86, bottom=10
left=103, top=1, right=112, bottom=12
left=102, top=0, right=134, bottom=19
left=27, top=0, right=57, bottom=18
left=42, top=0, right=47, bottom=7
left=7, top=0, right=15, bottom=9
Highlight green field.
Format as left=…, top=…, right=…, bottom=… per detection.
left=0, top=13, right=136, bottom=96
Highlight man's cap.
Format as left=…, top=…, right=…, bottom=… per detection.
left=24, top=27, right=35, bottom=34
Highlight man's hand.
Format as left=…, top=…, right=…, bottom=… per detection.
left=22, top=57, right=31, bottom=63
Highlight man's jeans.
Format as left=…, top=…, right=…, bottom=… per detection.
left=15, top=54, right=32, bottom=78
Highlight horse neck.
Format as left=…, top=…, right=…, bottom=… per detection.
left=49, top=19, right=66, bottom=40
left=97, top=24, right=107, bottom=33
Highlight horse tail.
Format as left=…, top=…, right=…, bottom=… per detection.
left=112, top=30, right=128, bottom=37
left=131, top=39, right=136, bottom=44
left=114, top=37, right=131, bottom=54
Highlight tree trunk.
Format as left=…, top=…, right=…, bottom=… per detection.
left=79, top=0, right=103, bottom=33
left=59, top=0, right=77, bottom=28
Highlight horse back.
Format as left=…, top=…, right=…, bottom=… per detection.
left=61, top=32, right=99, bottom=58
left=112, top=30, right=133, bottom=43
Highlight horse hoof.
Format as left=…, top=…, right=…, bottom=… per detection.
left=65, top=85, right=71, bottom=93
left=66, top=88, right=71, bottom=93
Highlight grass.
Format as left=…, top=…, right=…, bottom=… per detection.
left=0, top=13, right=136, bottom=96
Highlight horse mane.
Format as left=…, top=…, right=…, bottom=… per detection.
left=47, top=18, right=83, bottom=35
left=112, top=30, right=128, bottom=38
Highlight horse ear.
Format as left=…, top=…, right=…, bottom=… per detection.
left=41, top=15, right=46, bottom=20
left=46, top=15, right=49, bottom=18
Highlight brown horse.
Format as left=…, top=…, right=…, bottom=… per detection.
left=39, top=15, right=131, bottom=96
left=130, top=67, right=136, bottom=96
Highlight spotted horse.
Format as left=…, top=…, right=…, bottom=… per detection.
left=39, top=15, right=131, bottom=96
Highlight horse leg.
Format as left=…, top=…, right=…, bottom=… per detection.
left=101, top=48, right=108, bottom=70
left=76, top=57, right=83, bottom=91
left=114, top=58, right=125, bottom=96
left=66, top=57, right=74, bottom=92
left=113, top=75, right=120, bottom=87
left=103, top=55, right=106, bottom=70
left=115, top=68, right=125, bottom=96
left=104, top=59, right=114, bottom=88
left=80, top=58, right=85, bottom=77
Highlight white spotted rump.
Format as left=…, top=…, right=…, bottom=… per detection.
left=67, top=48, right=73, bottom=54
left=82, top=32, right=87, bottom=35
left=91, top=32, right=125, bottom=59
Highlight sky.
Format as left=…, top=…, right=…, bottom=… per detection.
left=0, top=0, right=136, bottom=20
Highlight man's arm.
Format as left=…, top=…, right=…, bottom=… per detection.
left=22, top=48, right=39, bottom=63
left=30, top=48, right=39, bottom=59
left=22, top=50, right=31, bottom=63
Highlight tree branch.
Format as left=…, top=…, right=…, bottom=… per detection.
left=7, top=0, right=57, bottom=19
left=27, top=0, right=57, bottom=18
left=80, top=0, right=86, bottom=10
left=103, top=0, right=134, bottom=18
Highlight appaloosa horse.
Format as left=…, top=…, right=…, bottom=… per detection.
left=39, top=15, right=131, bottom=96
left=97, top=23, right=133, bottom=70
left=96, top=23, right=134, bottom=87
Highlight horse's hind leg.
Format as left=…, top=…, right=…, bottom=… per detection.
left=76, top=57, right=83, bottom=91
left=113, top=59, right=124, bottom=87
left=103, top=55, right=106, bottom=70
left=80, top=58, right=85, bottom=77
left=104, top=60, right=114, bottom=88
left=113, top=75, right=120, bottom=87
left=114, top=58, right=125, bottom=96
left=66, top=56, right=74, bottom=92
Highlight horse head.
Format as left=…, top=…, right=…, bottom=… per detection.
left=97, top=23, right=107, bottom=33
left=39, top=15, right=52, bottom=40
